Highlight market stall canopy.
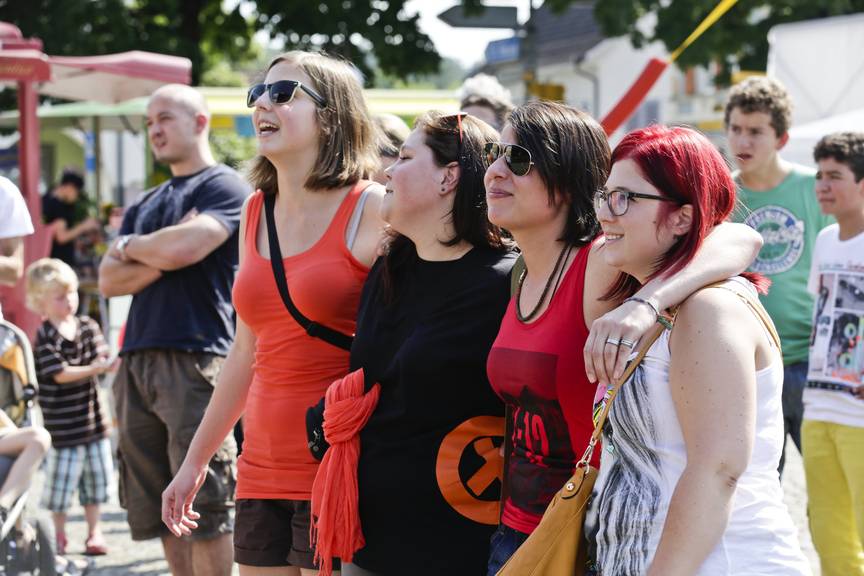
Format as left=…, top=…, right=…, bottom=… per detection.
left=41, top=51, right=191, bottom=104
left=784, top=108, right=864, bottom=168
left=0, top=98, right=147, bottom=131
left=768, top=14, right=864, bottom=126
left=0, top=88, right=460, bottom=134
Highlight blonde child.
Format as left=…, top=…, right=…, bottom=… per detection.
left=26, top=258, right=115, bottom=556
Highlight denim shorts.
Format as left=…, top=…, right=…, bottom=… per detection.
left=487, top=524, right=530, bottom=576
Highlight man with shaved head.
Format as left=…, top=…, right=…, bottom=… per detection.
left=99, top=84, right=250, bottom=575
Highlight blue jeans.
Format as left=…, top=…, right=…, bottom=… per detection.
left=487, top=524, right=530, bottom=576
left=779, top=361, right=807, bottom=476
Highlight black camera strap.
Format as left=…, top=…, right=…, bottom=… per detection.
left=263, top=192, right=353, bottom=351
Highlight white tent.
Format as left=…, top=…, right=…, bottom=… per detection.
left=784, top=108, right=864, bottom=168
left=768, top=14, right=864, bottom=126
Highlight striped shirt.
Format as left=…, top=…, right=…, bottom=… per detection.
left=35, top=316, right=109, bottom=448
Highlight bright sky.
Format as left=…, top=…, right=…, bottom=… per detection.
left=405, top=0, right=526, bottom=68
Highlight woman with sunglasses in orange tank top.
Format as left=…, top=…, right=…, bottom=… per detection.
left=161, top=51, right=385, bottom=576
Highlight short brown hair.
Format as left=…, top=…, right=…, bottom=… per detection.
left=724, top=76, right=793, bottom=137
left=25, top=258, right=78, bottom=313
left=814, top=132, right=864, bottom=182
left=508, top=101, right=610, bottom=246
left=247, top=51, right=379, bottom=193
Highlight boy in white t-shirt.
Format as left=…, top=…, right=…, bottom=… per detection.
left=805, top=131, right=864, bottom=576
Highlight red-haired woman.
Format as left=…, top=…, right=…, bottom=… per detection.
left=483, top=102, right=764, bottom=574
left=584, top=125, right=810, bottom=575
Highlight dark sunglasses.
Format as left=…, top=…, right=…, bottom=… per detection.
left=483, top=142, right=534, bottom=176
left=246, top=80, right=327, bottom=109
left=593, top=188, right=679, bottom=217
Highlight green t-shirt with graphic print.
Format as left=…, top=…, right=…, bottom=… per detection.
left=733, top=164, right=833, bottom=365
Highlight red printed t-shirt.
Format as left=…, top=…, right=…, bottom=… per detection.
left=232, top=184, right=370, bottom=499
left=487, top=241, right=600, bottom=534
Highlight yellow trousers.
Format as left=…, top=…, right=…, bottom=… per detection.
left=802, top=419, right=864, bottom=576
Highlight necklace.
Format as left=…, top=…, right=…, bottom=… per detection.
left=516, top=242, right=571, bottom=322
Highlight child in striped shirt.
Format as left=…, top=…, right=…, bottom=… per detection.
left=26, top=258, right=116, bottom=557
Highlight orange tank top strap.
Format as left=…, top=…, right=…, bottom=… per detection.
left=244, top=190, right=266, bottom=254
left=317, top=180, right=374, bottom=251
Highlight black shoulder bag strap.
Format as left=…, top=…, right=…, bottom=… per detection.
left=263, top=192, right=354, bottom=351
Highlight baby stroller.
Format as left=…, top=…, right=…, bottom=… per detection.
left=0, top=319, right=56, bottom=575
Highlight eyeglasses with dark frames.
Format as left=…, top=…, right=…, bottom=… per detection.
left=246, top=80, right=328, bottom=109
left=483, top=142, right=534, bottom=176
left=593, top=187, right=680, bottom=217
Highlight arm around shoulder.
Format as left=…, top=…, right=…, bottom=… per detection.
left=635, top=221, right=762, bottom=312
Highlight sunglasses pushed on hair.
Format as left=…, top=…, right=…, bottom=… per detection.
left=246, top=80, right=327, bottom=109
left=483, top=142, right=534, bottom=176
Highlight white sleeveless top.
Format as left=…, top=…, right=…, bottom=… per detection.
left=584, top=279, right=811, bottom=575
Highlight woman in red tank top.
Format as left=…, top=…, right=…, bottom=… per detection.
left=161, top=51, right=385, bottom=575
left=482, top=101, right=764, bottom=574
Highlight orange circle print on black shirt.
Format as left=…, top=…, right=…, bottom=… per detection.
left=435, top=415, right=505, bottom=525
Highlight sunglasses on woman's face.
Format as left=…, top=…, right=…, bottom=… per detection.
left=246, top=80, right=327, bottom=109
left=483, top=142, right=534, bottom=176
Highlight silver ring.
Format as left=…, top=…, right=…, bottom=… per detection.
left=620, top=338, right=636, bottom=348
left=605, top=337, right=621, bottom=346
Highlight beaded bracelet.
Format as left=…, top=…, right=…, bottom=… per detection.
left=624, top=296, right=673, bottom=329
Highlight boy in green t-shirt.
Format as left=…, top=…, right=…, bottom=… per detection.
left=724, top=76, right=833, bottom=475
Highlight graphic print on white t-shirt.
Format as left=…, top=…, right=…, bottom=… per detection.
left=809, top=270, right=864, bottom=382
left=806, top=224, right=864, bottom=427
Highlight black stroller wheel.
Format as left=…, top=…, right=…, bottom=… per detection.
left=10, top=516, right=58, bottom=576
left=32, top=516, right=58, bottom=576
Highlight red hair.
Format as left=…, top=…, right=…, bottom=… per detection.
left=605, top=125, right=768, bottom=300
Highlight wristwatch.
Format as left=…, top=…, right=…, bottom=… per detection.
left=116, top=234, right=134, bottom=261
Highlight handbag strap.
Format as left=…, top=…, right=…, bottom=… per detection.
left=578, top=319, right=668, bottom=467
left=263, top=192, right=353, bottom=351
left=708, top=282, right=782, bottom=353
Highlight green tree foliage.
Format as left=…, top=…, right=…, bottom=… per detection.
left=584, top=0, right=864, bottom=84
left=0, top=0, right=257, bottom=85
left=209, top=131, right=257, bottom=171
left=251, top=0, right=440, bottom=84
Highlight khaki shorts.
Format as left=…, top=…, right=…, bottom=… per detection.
left=114, top=349, right=237, bottom=541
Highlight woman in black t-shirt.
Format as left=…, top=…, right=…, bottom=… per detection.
left=313, top=112, right=515, bottom=576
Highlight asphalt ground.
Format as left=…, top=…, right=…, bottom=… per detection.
left=50, top=441, right=820, bottom=576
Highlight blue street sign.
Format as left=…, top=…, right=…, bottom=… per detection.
left=485, top=37, right=520, bottom=64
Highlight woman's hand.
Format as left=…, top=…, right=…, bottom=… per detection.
left=161, top=462, right=207, bottom=537
left=584, top=298, right=656, bottom=386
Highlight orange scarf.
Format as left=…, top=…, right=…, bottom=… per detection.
left=310, top=368, right=380, bottom=576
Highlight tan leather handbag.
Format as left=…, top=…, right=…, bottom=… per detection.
left=496, top=322, right=666, bottom=576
